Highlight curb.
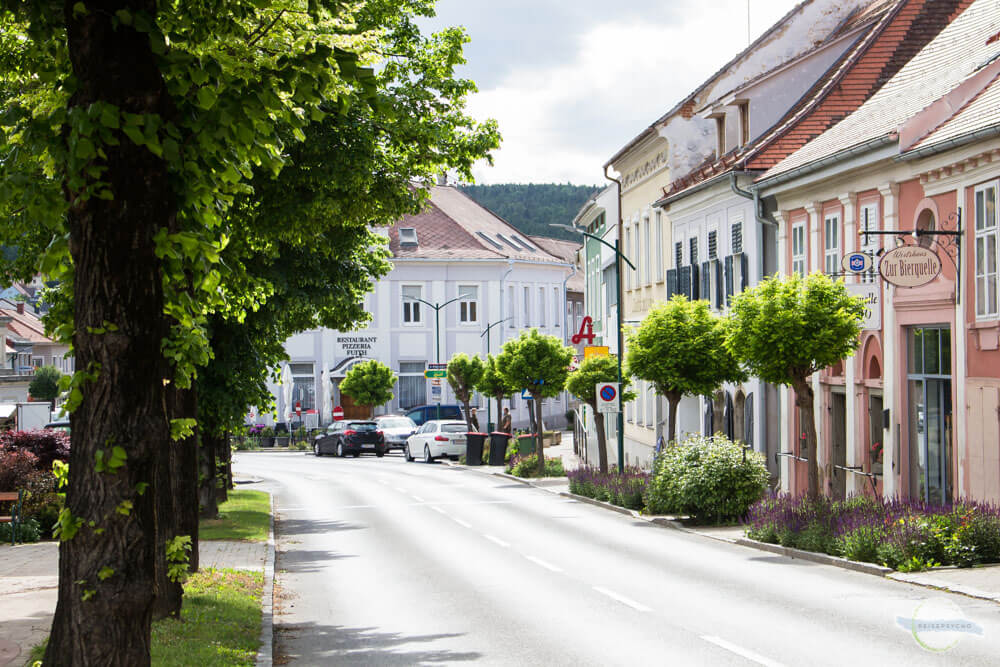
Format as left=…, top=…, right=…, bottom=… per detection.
left=255, top=492, right=276, bottom=667
left=732, top=537, right=893, bottom=576
left=887, top=571, right=1000, bottom=604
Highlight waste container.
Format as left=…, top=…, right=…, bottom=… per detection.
left=516, top=433, right=537, bottom=456
left=488, top=432, right=510, bottom=466
left=465, top=432, right=487, bottom=466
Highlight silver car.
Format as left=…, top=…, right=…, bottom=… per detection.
left=374, top=415, right=418, bottom=451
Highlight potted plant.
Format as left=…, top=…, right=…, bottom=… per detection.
left=260, top=426, right=275, bottom=448
left=870, top=441, right=883, bottom=475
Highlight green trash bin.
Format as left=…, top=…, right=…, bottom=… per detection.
left=516, top=433, right=537, bottom=456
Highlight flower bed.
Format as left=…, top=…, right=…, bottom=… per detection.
left=567, top=466, right=649, bottom=511
left=744, top=493, right=1000, bottom=571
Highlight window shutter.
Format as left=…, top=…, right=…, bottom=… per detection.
left=689, top=263, right=700, bottom=300
left=724, top=255, right=734, bottom=305
left=678, top=266, right=690, bottom=299
left=739, top=253, right=749, bottom=292
left=701, top=261, right=712, bottom=303
left=666, top=268, right=678, bottom=298
left=703, top=399, right=714, bottom=436
left=713, top=260, right=723, bottom=307
left=731, top=222, right=743, bottom=254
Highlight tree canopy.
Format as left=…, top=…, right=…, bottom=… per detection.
left=447, top=353, right=484, bottom=431
left=340, top=360, right=396, bottom=417
left=28, top=364, right=62, bottom=402
left=566, top=355, right=634, bottom=473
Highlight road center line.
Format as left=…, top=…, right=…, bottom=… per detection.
left=429, top=505, right=446, bottom=514
left=393, top=487, right=406, bottom=493
left=592, top=586, right=652, bottom=612
left=411, top=494, right=425, bottom=502
left=700, top=635, right=785, bottom=667
left=452, top=517, right=472, bottom=528
left=483, top=534, right=510, bottom=548
left=524, top=555, right=562, bottom=572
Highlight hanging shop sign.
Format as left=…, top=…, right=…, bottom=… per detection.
left=842, top=252, right=873, bottom=274
left=846, top=283, right=880, bottom=330
left=878, top=245, right=941, bottom=288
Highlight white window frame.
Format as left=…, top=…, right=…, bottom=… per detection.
left=859, top=201, right=880, bottom=284
left=523, top=286, right=530, bottom=327
left=655, top=210, right=664, bottom=280
left=553, top=286, right=560, bottom=327
left=507, top=285, right=516, bottom=327
left=401, top=284, right=423, bottom=325
left=538, top=286, right=546, bottom=327
left=791, top=220, right=806, bottom=276
left=458, top=284, right=479, bottom=325
left=824, top=213, right=840, bottom=276
left=633, top=220, right=641, bottom=286
left=975, top=181, right=999, bottom=318
left=624, top=227, right=632, bottom=289
left=643, top=216, right=651, bottom=285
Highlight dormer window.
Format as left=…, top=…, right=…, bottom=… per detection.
left=399, top=227, right=418, bottom=247
left=714, top=115, right=726, bottom=157
left=738, top=101, right=750, bottom=147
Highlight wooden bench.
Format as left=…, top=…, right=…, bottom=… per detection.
left=0, top=490, right=24, bottom=545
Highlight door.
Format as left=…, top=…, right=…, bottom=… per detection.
left=830, top=391, right=847, bottom=500
left=340, top=392, right=370, bottom=420
left=907, top=327, right=953, bottom=504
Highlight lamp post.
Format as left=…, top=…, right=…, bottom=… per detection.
left=403, top=294, right=461, bottom=420
left=551, top=223, right=635, bottom=469
left=480, top=317, right=510, bottom=429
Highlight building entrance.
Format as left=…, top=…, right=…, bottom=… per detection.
left=906, top=327, right=953, bottom=504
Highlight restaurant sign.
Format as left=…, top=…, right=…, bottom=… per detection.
left=878, top=245, right=941, bottom=288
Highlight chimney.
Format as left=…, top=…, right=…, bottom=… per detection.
left=16, top=302, right=24, bottom=315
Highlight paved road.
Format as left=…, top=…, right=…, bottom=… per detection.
left=235, top=451, right=1000, bottom=665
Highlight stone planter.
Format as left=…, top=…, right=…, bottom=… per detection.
left=261, top=436, right=275, bottom=448
left=275, top=436, right=290, bottom=447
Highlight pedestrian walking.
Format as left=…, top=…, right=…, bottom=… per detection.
left=500, top=407, right=512, bottom=434
left=469, top=408, right=480, bottom=432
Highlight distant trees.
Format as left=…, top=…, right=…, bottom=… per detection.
left=459, top=184, right=599, bottom=241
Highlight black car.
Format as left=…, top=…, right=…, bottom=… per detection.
left=314, top=420, right=386, bottom=457
left=404, top=404, right=463, bottom=427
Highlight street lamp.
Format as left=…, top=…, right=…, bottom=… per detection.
left=403, top=294, right=461, bottom=420
left=551, top=223, right=636, bottom=470
left=480, top=316, right=511, bottom=429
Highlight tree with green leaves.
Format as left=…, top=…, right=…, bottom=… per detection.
left=447, top=353, right=485, bottom=431
left=28, top=364, right=62, bottom=407
left=478, top=354, right=512, bottom=431
left=727, top=272, right=865, bottom=498
left=497, top=329, right=573, bottom=475
left=340, top=360, right=396, bottom=419
left=626, top=296, right=745, bottom=445
left=0, top=1, right=497, bottom=662
left=566, top=356, right=635, bottom=474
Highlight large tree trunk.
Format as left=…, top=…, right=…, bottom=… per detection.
left=792, top=377, right=819, bottom=498
left=666, top=391, right=681, bottom=445
left=46, top=2, right=174, bottom=663
left=151, top=389, right=183, bottom=620
left=593, top=409, right=608, bottom=474
left=177, top=389, right=200, bottom=573
left=198, top=431, right=219, bottom=519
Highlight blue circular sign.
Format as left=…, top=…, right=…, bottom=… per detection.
left=599, top=385, right=617, bottom=402
left=849, top=254, right=866, bottom=271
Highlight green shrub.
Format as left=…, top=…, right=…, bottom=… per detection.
left=840, top=525, right=883, bottom=563
left=644, top=434, right=768, bottom=523
left=0, top=516, right=41, bottom=543
left=509, top=455, right=564, bottom=478
left=946, top=513, right=1000, bottom=567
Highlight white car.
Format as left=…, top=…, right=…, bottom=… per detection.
left=404, top=420, right=468, bottom=463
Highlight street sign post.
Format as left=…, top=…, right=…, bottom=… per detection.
left=427, top=362, right=447, bottom=369
left=584, top=345, right=610, bottom=360
left=521, top=389, right=533, bottom=401
left=596, top=382, right=619, bottom=414
left=424, top=370, right=447, bottom=379
left=431, top=384, right=442, bottom=403
left=332, top=405, right=344, bottom=421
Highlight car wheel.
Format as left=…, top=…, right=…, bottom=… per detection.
left=314, top=442, right=321, bottom=457
left=352, top=451, right=360, bottom=458
left=336, top=442, right=344, bottom=457
left=423, top=445, right=433, bottom=464
left=376, top=447, right=385, bottom=458
left=404, top=444, right=413, bottom=462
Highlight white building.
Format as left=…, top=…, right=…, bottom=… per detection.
left=266, top=185, right=574, bottom=431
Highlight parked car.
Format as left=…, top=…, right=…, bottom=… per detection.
left=374, top=415, right=417, bottom=451
left=404, top=420, right=468, bottom=463
left=314, top=420, right=385, bottom=457
left=404, top=404, right=463, bottom=427
left=44, top=417, right=71, bottom=433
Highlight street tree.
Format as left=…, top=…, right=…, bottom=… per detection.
left=478, top=354, right=513, bottom=431
left=497, top=329, right=573, bottom=475
left=626, top=296, right=745, bottom=445
left=0, top=2, right=495, bottom=662
left=28, top=365, right=62, bottom=408
left=340, top=360, right=397, bottom=419
left=447, top=353, right=485, bottom=431
left=726, top=272, right=865, bottom=497
left=566, top=356, right=635, bottom=474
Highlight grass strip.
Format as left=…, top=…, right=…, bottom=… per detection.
left=199, top=489, right=270, bottom=542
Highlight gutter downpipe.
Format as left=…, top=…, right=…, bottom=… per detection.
left=604, top=164, right=626, bottom=470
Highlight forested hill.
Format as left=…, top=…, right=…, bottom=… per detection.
left=458, top=183, right=600, bottom=241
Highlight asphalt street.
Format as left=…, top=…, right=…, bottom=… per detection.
left=235, top=451, right=1000, bottom=665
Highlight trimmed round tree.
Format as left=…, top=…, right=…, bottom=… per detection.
left=339, top=360, right=397, bottom=419
left=497, top=329, right=573, bottom=475
left=447, top=353, right=485, bottom=431
left=626, top=295, right=745, bottom=445
left=477, top=355, right=513, bottom=431
left=566, top=356, right=635, bottom=474
left=28, top=365, right=62, bottom=407
left=726, top=272, right=865, bottom=498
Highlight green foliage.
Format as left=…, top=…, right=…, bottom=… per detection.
left=946, top=512, right=1000, bottom=567
left=477, top=354, right=512, bottom=401
left=339, top=360, right=396, bottom=414
left=0, top=516, right=41, bottom=543
left=28, top=365, right=62, bottom=401
left=566, top=355, right=635, bottom=409
left=726, top=272, right=866, bottom=386
left=447, top=353, right=485, bottom=428
left=496, top=329, right=573, bottom=399
left=840, top=525, right=883, bottom=563
left=508, top=455, right=565, bottom=478
left=645, top=434, right=768, bottom=523
left=166, top=535, right=192, bottom=583
left=627, top=296, right=744, bottom=421
left=458, top=184, right=600, bottom=240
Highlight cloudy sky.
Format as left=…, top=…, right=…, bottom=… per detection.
left=422, top=0, right=801, bottom=185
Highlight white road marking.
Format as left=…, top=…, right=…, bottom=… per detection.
left=452, top=518, right=472, bottom=528
left=394, top=487, right=406, bottom=493
left=700, top=636, right=786, bottom=667
left=524, top=555, right=562, bottom=572
left=429, top=505, right=446, bottom=514
left=483, top=534, right=510, bottom=548
left=592, top=587, right=652, bottom=612
left=411, top=494, right=425, bottom=502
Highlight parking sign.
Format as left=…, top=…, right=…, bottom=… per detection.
left=596, top=382, right=619, bottom=414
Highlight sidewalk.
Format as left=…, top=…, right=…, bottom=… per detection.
left=0, top=540, right=267, bottom=667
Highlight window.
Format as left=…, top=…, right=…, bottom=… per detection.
left=643, top=216, right=651, bottom=285
left=538, top=287, right=546, bottom=327
left=715, top=116, right=726, bottom=157
left=553, top=287, right=561, bottom=327
left=859, top=202, right=880, bottom=283
left=625, top=227, right=632, bottom=288
left=689, top=237, right=698, bottom=266
left=398, top=361, right=426, bottom=409
left=523, top=286, right=530, bottom=326
left=674, top=241, right=683, bottom=269
left=634, top=221, right=641, bottom=286
left=708, top=230, right=718, bottom=260
left=507, top=285, right=515, bottom=327
left=975, top=182, right=999, bottom=317
left=458, top=285, right=478, bottom=324
left=399, top=227, right=418, bottom=246
left=655, top=211, right=663, bottom=277
left=645, top=382, right=654, bottom=427
left=402, top=285, right=422, bottom=324
left=791, top=221, right=806, bottom=276
left=290, top=363, right=315, bottom=411
left=604, top=265, right=617, bottom=316
left=738, top=102, right=750, bottom=147
left=824, top=214, right=840, bottom=276
left=731, top=221, right=743, bottom=254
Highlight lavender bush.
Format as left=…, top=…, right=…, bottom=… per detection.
left=567, top=466, right=650, bottom=511
left=744, top=493, right=1000, bottom=570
